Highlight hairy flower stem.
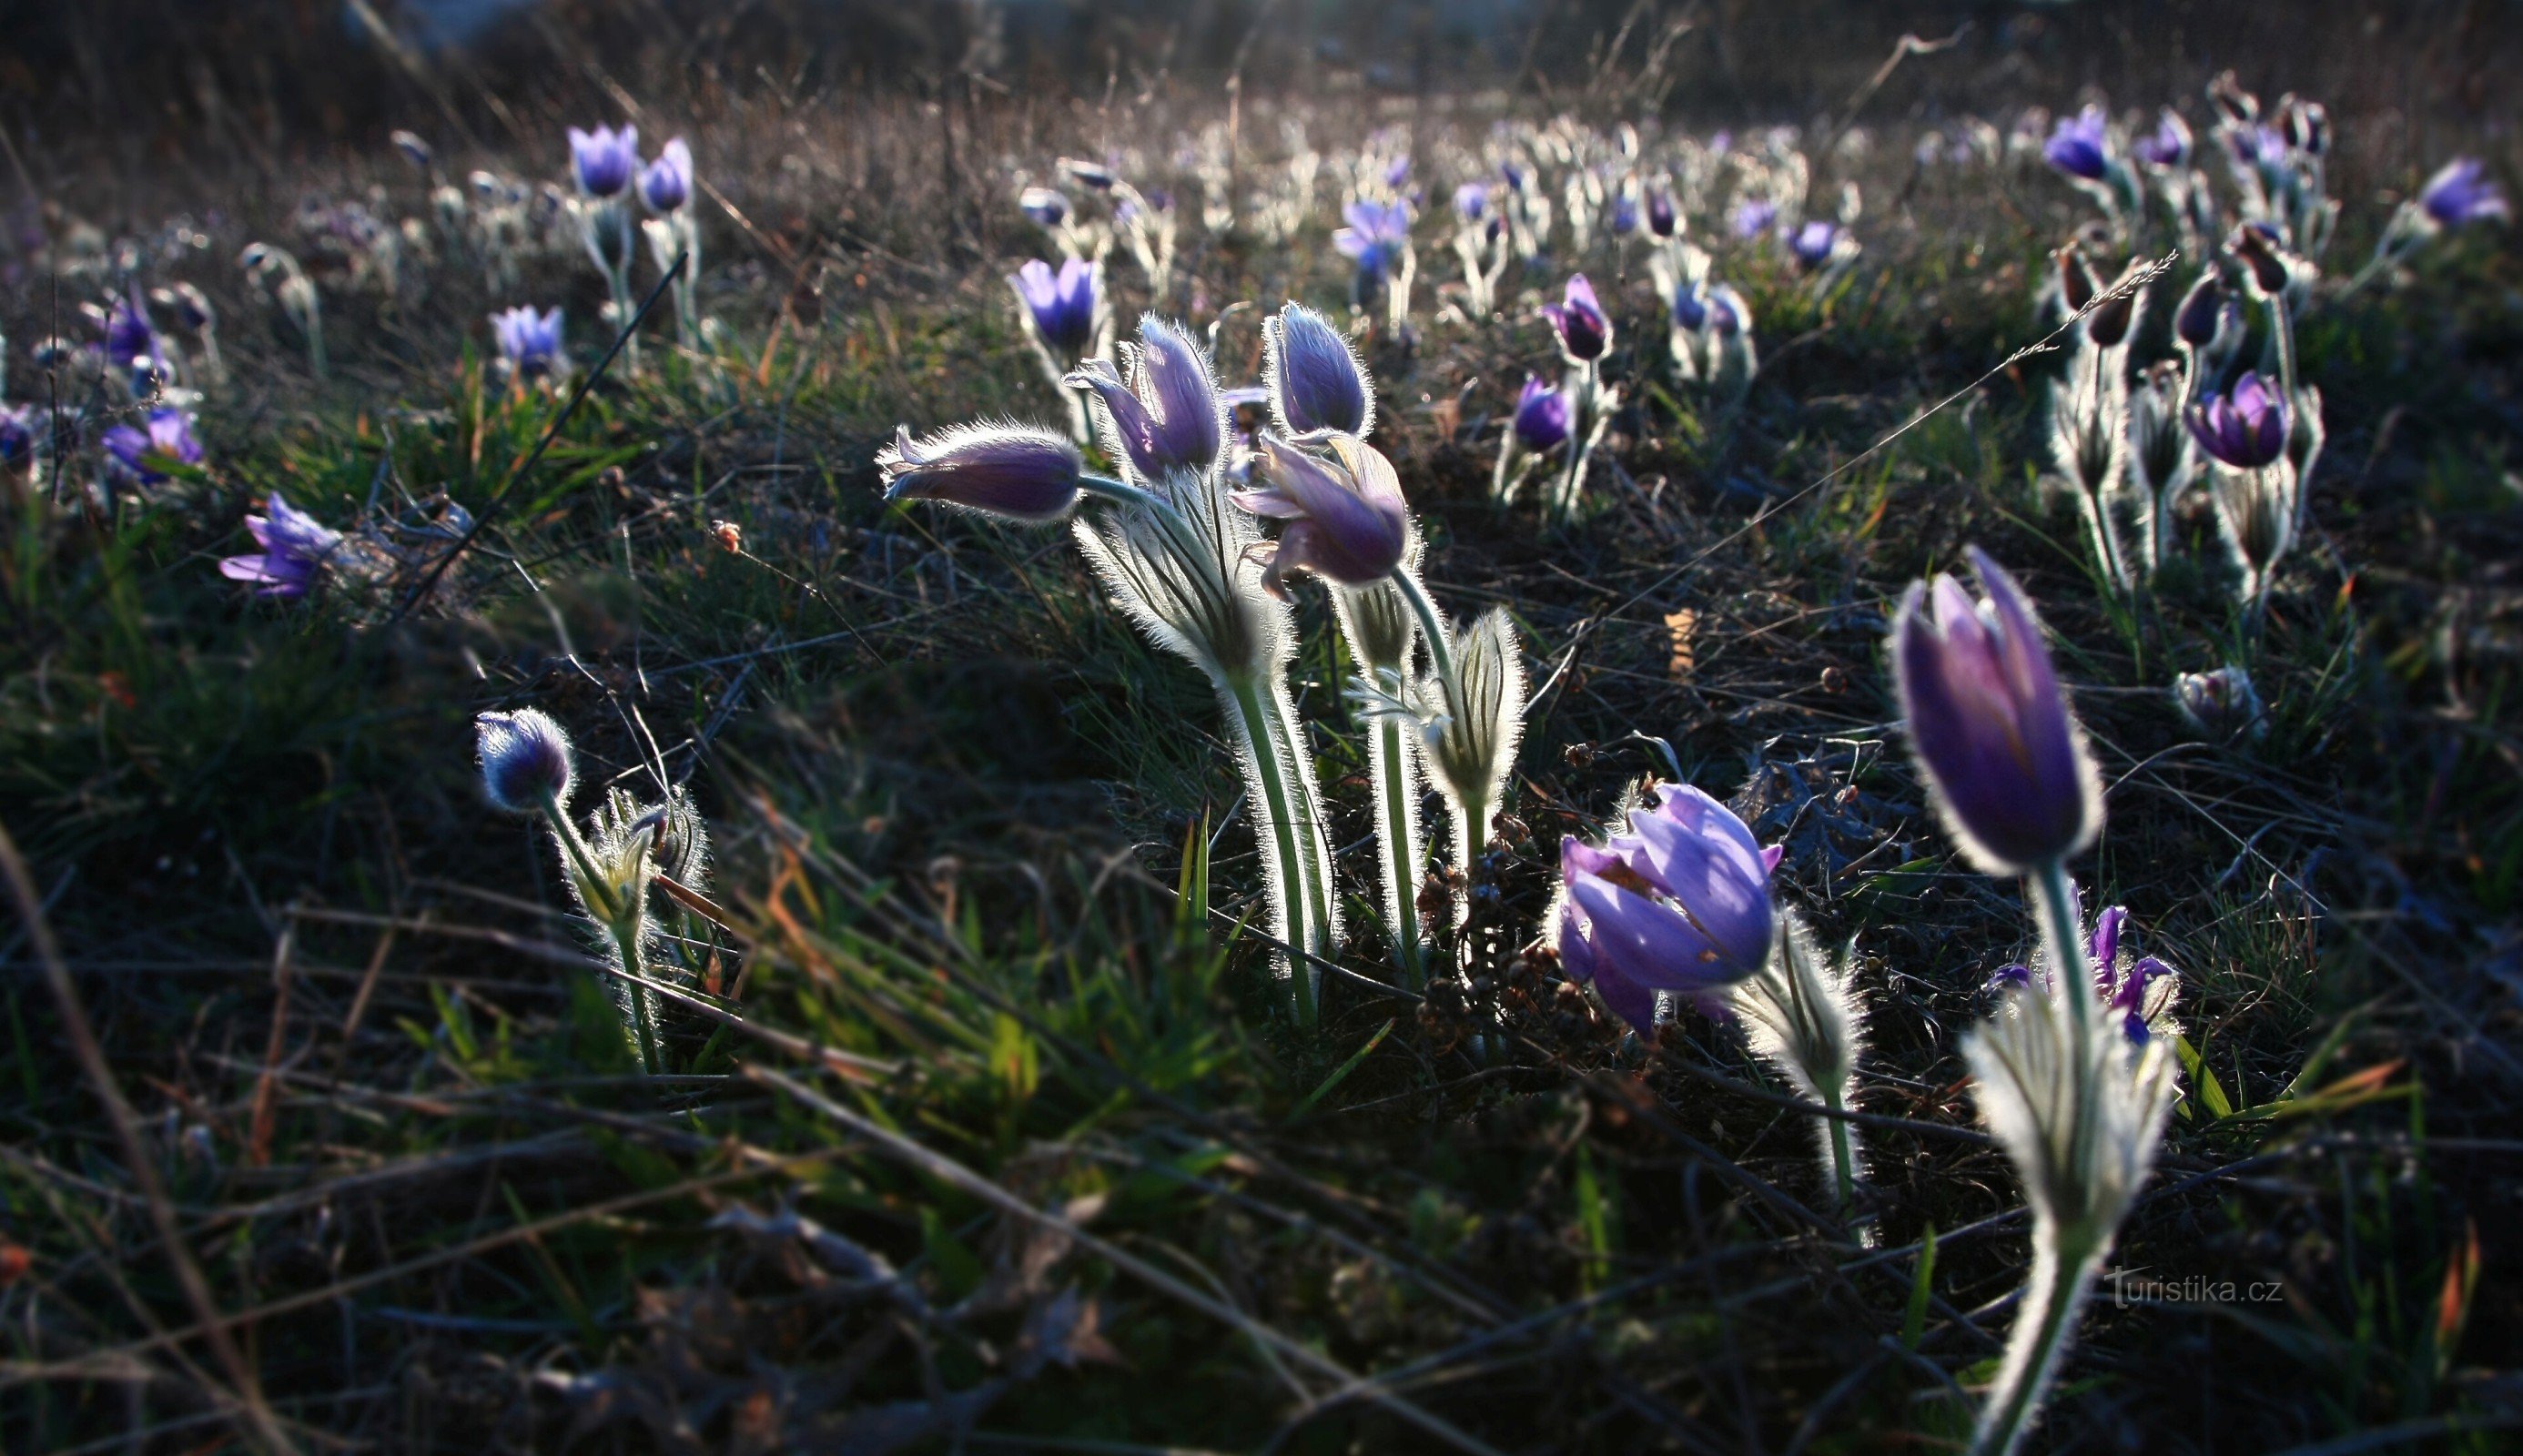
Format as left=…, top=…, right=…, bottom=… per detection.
left=2030, top=859, right=2093, bottom=1041
left=540, top=788, right=659, bottom=1075
left=1370, top=713, right=1428, bottom=991
left=1823, top=1087, right=1859, bottom=1214
left=1225, top=670, right=1331, bottom=1025
left=1971, top=1229, right=2105, bottom=1456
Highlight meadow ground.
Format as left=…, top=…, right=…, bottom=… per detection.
left=3, top=50, right=2520, bottom=1456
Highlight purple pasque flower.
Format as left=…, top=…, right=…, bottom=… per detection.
left=1010, top=258, right=1099, bottom=360
left=2132, top=108, right=2193, bottom=169
left=2173, top=271, right=2224, bottom=349
left=218, top=491, right=341, bottom=600
left=1731, top=198, right=1778, bottom=240
left=103, top=291, right=160, bottom=370
left=2042, top=105, right=2112, bottom=181
left=0, top=403, right=39, bottom=469
left=2184, top=371, right=2289, bottom=470
left=103, top=408, right=203, bottom=487
left=876, top=421, right=1083, bottom=523
left=1671, top=278, right=1708, bottom=332
left=2419, top=157, right=2509, bottom=229
left=1555, top=783, right=1785, bottom=1032
left=1610, top=187, right=1641, bottom=237
left=1788, top=220, right=1842, bottom=268
left=477, top=707, right=576, bottom=814
left=1647, top=182, right=1678, bottom=239
left=1542, top=273, right=1611, bottom=361
left=491, top=306, right=565, bottom=379
left=1512, top=376, right=1570, bottom=452
left=638, top=136, right=692, bottom=212
left=1891, top=548, right=2102, bottom=875
left=568, top=124, right=639, bottom=198
left=1066, top=317, right=1224, bottom=480
left=1263, top=303, right=1373, bottom=438
left=1986, top=904, right=2178, bottom=1045
left=1452, top=181, right=1491, bottom=222
left=1231, top=433, right=1410, bottom=594
left=1706, top=283, right=1752, bottom=337
left=1333, top=198, right=1413, bottom=285
left=1018, top=186, right=1071, bottom=228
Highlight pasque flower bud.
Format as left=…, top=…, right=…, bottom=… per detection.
left=478, top=708, right=576, bottom=813
left=1263, top=303, right=1373, bottom=438
left=877, top=422, right=1083, bottom=522
left=1891, top=549, right=2102, bottom=875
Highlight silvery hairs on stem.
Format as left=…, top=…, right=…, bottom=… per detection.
left=1963, top=979, right=2182, bottom=1456
left=1415, top=607, right=1526, bottom=867
left=1727, top=906, right=1868, bottom=1203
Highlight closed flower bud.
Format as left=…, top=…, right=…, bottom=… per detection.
left=877, top=422, right=1083, bottom=522
left=1543, top=273, right=1612, bottom=361
left=1264, top=303, right=1373, bottom=438
left=1892, top=549, right=2102, bottom=875
left=638, top=136, right=693, bottom=213
left=2173, top=271, right=2224, bottom=349
left=478, top=708, right=575, bottom=814
left=2085, top=268, right=2140, bottom=349
left=1511, top=377, right=1571, bottom=452
left=1068, top=317, right=1224, bottom=480
left=2173, top=664, right=2266, bottom=742
left=2226, top=224, right=2295, bottom=298
left=2053, top=243, right=2099, bottom=315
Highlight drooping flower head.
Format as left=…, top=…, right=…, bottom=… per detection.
left=1892, top=548, right=2102, bottom=875
left=103, top=409, right=203, bottom=487
left=218, top=492, right=342, bottom=600
left=2184, top=371, right=2288, bottom=470
left=477, top=708, right=576, bottom=814
left=1512, top=376, right=1569, bottom=452
left=1010, top=258, right=1099, bottom=360
left=2419, top=157, right=2509, bottom=230
left=876, top=422, right=1083, bottom=523
left=2042, top=105, right=2112, bottom=181
left=1542, top=273, right=1611, bottom=361
left=390, top=129, right=434, bottom=170
left=491, top=306, right=565, bottom=379
left=1453, top=182, right=1491, bottom=222
left=1263, top=303, right=1373, bottom=439
left=1555, top=783, right=1785, bottom=1032
left=568, top=124, right=640, bottom=198
left=1232, top=433, right=1410, bottom=595
left=1333, top=198, right=1413, bottom=286
left=639, top=136, right=692, bottom=213
left=1068, top=317, right=1225, bottom=481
